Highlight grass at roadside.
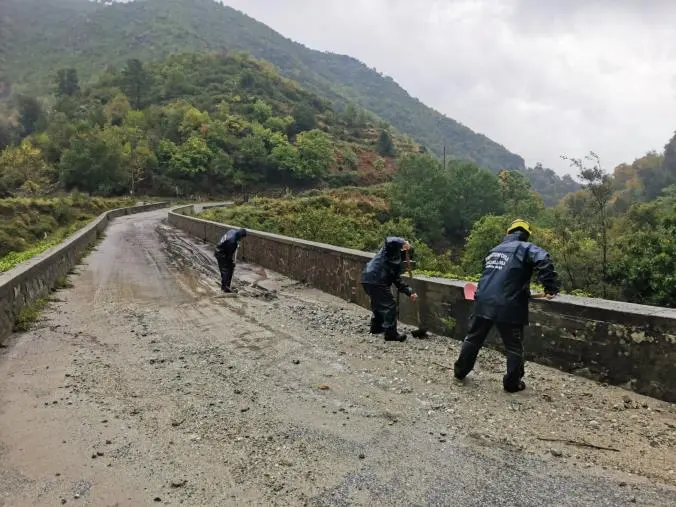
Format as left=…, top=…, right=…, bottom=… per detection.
left=13, top=298, right=48, bottom=332
left=0, top=219, right=94, bottom=273
left=0, top=195, right=172, bottom=273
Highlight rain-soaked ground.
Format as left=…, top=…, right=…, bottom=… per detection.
left=0, top=208, right=675, bottom=506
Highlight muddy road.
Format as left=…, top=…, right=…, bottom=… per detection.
left=1, top=209, right=675, bottom=506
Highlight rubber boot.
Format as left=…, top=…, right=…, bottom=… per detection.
left=369, top=318, right=384, bottom=334
left=384, top=328, right=406, bottom=342
left=504, top=380, right=526, bottom=393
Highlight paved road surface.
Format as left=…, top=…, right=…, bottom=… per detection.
left=1, top=209, right=675, bottom=506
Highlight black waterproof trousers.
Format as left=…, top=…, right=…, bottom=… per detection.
left=453, top=316, right=525, bottom=392
left=362, top=283, right=397, bottom=333
left=215, top=252, right=235, bottom=291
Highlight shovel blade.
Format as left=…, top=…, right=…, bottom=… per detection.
left=463, top=283, right=477, bottom=301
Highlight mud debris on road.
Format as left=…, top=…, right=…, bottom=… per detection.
left=0, top=209, right=675, bottom=506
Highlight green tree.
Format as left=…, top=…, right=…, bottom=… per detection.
left=104, top=93, right=132, bottom=126
left=237, top=132, right=268, bottom=171
left=251, top=99, right=273, bottom=123
left=168, top=135, right=212, bottom=180
left=121, top=59, right=152, bottom=109
left=129, top=138, right=157, bottom=195
left=269, top=141, right=300, bottom=173
left=461, top=215, right=511, bottom=275
left=265, top=115, right=293, bottom=134
left=291, top=103, right=317, bottom=134
left=376, top=129, right=396, bottom=157
left=391, top=154, right=448, bottom=245
left=0, top=119, right=18, bottom=151
left=608, top=198, right=676, bottom=306
left=443, top=161, right=504, bottom=240
left=341, top=147, right=358, bottom=170
left=562, top=151, right=613, bottom=297
left=56, top=68, right=80, bottom=97
left=342, top=103, right=357, bottom=127
left=59, top=127, right=128, bottom=195
left=498, top=169, right=544, bottom=218
left=660, top=131, right=676, bottom=194
left=17, top=95, right=44, bottom=136
left=0, top=139, right=55, bottom=194
left=295, top=129, right=333, bottom=179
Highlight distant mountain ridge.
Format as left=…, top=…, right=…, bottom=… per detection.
left=2, top=0, right=525, bottom=172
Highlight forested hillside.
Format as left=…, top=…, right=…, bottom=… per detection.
left=0, top=52, right=417, bottom=197
left=1, top=0, right=524, bottom=173
left=204, top=141, right=676, bottom=308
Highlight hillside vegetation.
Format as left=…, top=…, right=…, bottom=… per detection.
left=3, top=0, right=528, bottom=174
left=203, top=144, right=676, bottom=308
left=0, top=51, right=418, bottom=197
left=0, top=195, right=136, bottom=271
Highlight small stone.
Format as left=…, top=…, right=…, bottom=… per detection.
left=91, top=453, right=97, bottom=459
left=97, top=451, right=104, bottom=456
left=233, top=389, right=242, bottom=395
left=240, top=407, right=250, bottom=412
left=358, top=453, right=365, bottom=459
left=61, top=499, right=67, bottom=505
left=292, top=359, right=300, bottom=365
left=74, top=494, right=80, bottom=499
left=622, top=394, right=632, bottom=404
left=619, top=481, right=627, bottom=487
left=318, top=384, right=330, bottom=390
left=589, top=420, right=600, bottom=428
left=440, top=432, right=447, bottom=437
left=629, top=497, right=636, bottom=503
left=101, top=419, right=108, bottom=423
left=153, top=497, right=161, bottom=502
left=170, top=478, right=187, bottom=488
left=105, top=440, right=112, bottom=445
left=550, top=448, right=563, bottom=457
left=55, top=473, right=61, bottom=477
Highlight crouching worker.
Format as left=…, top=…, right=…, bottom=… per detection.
left=361, top=237, right=418, bottom=342
left=215, top=228, right=247, bottom=293
left=454, top=219, right=560, bottom=392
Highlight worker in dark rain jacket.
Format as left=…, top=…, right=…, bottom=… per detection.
left=215, top=228, right=247, bottom=293
left=454, top=219, right=561, bottom=392
left=361, top=237, right=418, bottom=342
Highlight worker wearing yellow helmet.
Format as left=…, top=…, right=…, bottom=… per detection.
left=453, top=218, right=561, bottom=392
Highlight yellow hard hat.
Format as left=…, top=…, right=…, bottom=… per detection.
left=507, top=218, right=532, bottom=236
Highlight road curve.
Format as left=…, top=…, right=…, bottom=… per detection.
left=0, top=209, right=675, bottom=506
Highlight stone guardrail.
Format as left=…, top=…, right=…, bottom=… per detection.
left=0, top=202, right=169, bottom=342
left=169, top=204, right=676, bottom=402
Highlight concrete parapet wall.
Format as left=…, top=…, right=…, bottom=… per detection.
left=0, top=202, right=169, bottom=342
left=169, top=205, right=676, bottom=402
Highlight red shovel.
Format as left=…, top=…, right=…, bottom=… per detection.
left=463, top=283, right=477, bottom=301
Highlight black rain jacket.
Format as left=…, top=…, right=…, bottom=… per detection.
left=360, top=236, right=413, bottom=295
left=215, top=228, right=246, bottom=259
left=474, top=232, right=561, bottom=325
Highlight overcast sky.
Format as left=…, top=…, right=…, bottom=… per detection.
left=218, top=0, right=676, bottom=175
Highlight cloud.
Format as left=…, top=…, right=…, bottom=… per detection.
left=219, top=0, right=676, bottom=174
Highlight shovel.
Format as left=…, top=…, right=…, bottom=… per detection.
left=405, top=253, right=428, bottom=339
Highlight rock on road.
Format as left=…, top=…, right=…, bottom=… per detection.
left=1, top=209, right=675, bottom=506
